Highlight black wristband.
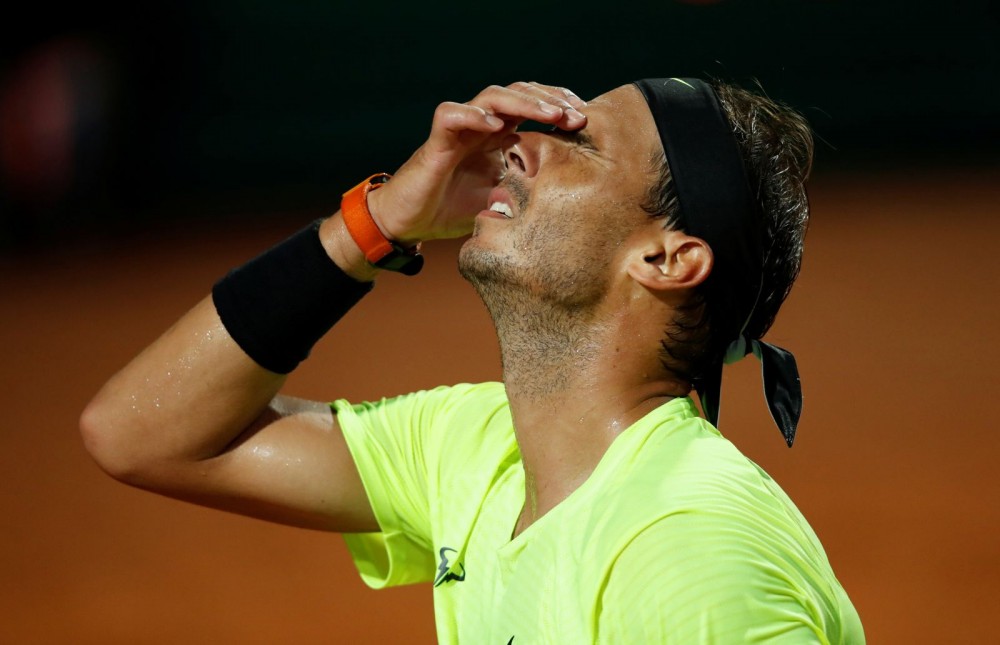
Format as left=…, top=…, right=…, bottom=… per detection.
left=211, top=219, right=373, bottom=374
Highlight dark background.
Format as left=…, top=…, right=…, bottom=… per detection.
left=1, top=0, right=997, bottom=247
left=1, top=2, right=998, bottom=643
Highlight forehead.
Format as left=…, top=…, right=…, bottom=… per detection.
left=581, top=84, right=662, bottom=167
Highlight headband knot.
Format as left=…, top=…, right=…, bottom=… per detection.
left=633, top=77, right=803, bottom=447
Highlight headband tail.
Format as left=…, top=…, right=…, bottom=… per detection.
left=700, top=341, right=801, bottom=447
left=697, top=361, right=724, bottom=429
left=753, top=340, right=802, bottom=447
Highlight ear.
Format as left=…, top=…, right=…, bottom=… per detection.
left=626, top=228, right=713, bottom=293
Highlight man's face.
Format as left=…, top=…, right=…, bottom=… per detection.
left=458, top=83, right=661, bottom=311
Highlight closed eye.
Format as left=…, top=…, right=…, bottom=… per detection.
left=547, top=127, right=599, bottom=152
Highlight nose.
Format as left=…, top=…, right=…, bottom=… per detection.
left=502, top=133, right=543, bottom=179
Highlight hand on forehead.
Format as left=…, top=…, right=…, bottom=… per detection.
left=479, top=81, right=588, bottom=131
left=570, top=84, right=662, bottom=163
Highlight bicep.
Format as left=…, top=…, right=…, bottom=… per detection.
left=139, top=394, right=378, bottom=532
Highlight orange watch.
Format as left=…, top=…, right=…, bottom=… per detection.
left=341, top=173, right=423, bottom=275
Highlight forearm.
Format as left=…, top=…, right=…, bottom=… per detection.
left=81, top=297, right=285, bottom=474
left=79, top=80, right=587, bottom=529
left=81, top=212, right=372, bottom=480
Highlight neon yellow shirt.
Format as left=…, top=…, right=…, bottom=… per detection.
left=334, top=382, right=864, bottom=644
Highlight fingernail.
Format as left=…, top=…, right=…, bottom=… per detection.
left=486, top=115, right=504, bottom=128
left=568, top=108, right=586, bottom=121
left=539, top=102, right=561, bottom=116
left=564, top=89, right=587, bottom=106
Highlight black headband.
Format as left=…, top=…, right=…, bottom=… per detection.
left=633, top=77, right=802, bottom=447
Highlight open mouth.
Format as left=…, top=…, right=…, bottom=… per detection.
left=484, top=186, right=516, bottom=220
left=488, top=201, right=513, bottom=219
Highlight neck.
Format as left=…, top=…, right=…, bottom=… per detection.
left=486, top=290, right=688, bottom=537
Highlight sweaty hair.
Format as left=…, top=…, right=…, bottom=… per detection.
left=641, top=81, right=814, bottom=386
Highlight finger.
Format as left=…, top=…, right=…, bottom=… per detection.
left=521, top=81, right=588, bottom=110
left=507, top=81, right=587, bottom=129
left=432, top=101, right=506, bottom=136
left=420, top=101, right=512, bottom=167
left=467, top=84, right=573, bottom=127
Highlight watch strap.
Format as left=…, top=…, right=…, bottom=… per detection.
left=341, top=173, right=423, bottom=276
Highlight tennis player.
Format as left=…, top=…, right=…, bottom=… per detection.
left=82, top=79, right=864, bottom=643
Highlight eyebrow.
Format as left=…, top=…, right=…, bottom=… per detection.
left=548, top=127, right=598, bottom=150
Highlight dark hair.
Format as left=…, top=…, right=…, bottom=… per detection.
left=641, top=80, right=814, bottom=385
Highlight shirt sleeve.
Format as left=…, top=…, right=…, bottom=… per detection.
left=597, top=513, right=837, bottom=644
left=332, top=383, right=490, bottom=589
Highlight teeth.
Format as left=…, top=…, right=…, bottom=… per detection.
left=489, top=201, right=513, bottom=218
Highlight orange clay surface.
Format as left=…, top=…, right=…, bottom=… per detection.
left=1, top=169, right=997, bottom=643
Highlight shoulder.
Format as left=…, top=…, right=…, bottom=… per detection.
left=597, top=513, right=835, bottom=643
left=593, top=423, right=853, bottom=643
left=333, top=381, right=513, bottom=477
left=599, top=411, right=794, bottom=534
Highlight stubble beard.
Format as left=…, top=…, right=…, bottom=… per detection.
left=458, top=179, right=612, bottom=401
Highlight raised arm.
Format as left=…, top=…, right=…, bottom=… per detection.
left=79, top=82, right=586, bottom=532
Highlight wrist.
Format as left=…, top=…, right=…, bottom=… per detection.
left=319, top=214, right=380, bottom=283
left=340, top=174, right=424, bottom=276
left=365, top=186, right=400, bottom=242
left=212, top=219, right=373, bottom=374
left=364, top=186, right=423, bottom=247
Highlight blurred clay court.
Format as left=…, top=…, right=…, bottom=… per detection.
left=2, top=3, right=998, bottom=643
left=2, top=170, right=998, bottom=643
